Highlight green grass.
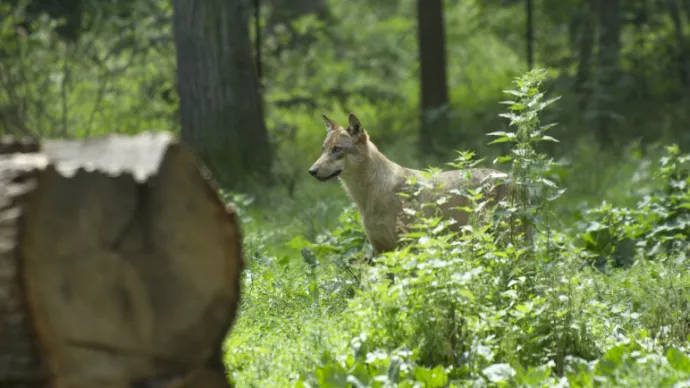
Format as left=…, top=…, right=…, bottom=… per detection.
left=224, top=172, right=690, bottom=387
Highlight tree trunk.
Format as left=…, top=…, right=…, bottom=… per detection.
left=0, top=133, right=244, bottom=387
left=417, top=0, right=450, bottom=155
left=173, top=0, right=273, bottom=189
left=573, top=0, right=597, bottom=111
left=593, top=0, right=622, bottom=147
left=526, top=0, right=534, bottom=70
left=668, top=0, right=690, bottom=91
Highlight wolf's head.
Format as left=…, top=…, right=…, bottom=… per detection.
left=308, top=113, right=368, bottom=181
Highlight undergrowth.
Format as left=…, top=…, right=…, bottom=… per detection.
left=223, top=69, right=690, bottom=387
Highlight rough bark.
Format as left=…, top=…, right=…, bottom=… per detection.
left=417, top=0, right=450, bottom=155
left=0, top=141, right=46, bottom=388
left=173, top=0, right=273, bottom=189
left=0, top=132, right=244, bottom=387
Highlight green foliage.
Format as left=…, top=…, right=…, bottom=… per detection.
left=489, top=68, right=565, bottom=246
left=224, top=70, right=690, bottom=387
left=580, top=143, right=690, bottom=270
left=0, top=1, right=176, bottom=137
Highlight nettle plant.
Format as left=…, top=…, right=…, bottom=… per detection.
left=488, top=68, right=565, bottom=249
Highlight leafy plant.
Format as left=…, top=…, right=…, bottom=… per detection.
left=580, top=144, right=690, bottom=270
left=489, top=68, right=565, bottom=248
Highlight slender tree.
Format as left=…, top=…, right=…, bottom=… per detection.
left=573, top=0, right=597, bottom=111
left=417, top=0, right=450, bottom=155
left=593, top=0, right=622, bottom=147
left=668, top=0, right=690, bottom=89
left=526, top=0, right=534, bottom=70
left=173, top=0, right=273, bottom=187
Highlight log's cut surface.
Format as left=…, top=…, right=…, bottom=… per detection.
left=0, top=133, right=244, bottom=388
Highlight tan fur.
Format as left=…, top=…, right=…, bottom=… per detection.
left=309, top=113, right=516, bottom=254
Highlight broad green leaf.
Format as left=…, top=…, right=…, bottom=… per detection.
left=667, top=347, right=690, bottom=373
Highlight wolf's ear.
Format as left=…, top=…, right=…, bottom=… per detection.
left=347, top=113, right=363, bottom=137
left=322, top=114, right=338, bottom=132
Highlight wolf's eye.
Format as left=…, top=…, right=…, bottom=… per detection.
left=332, top=146, right=342, bottom=153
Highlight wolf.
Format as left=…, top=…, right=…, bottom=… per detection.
left=308, top=113, right=519, bottom=255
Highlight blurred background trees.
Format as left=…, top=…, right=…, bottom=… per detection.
left=1, top=0, right=689, bottom=192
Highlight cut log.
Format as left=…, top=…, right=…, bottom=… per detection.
left=0, top=133, right=244, bottom=388
left=0, top=136, right=40, bottom=154
left=0, top=142, right=48, bottom=388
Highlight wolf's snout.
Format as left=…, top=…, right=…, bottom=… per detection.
left=308, top=167, right=318, bottom=176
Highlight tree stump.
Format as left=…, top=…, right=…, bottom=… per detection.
left=0, top=132, right=244, bottom=388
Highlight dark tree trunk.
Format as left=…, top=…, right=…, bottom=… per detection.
left=574, top=0, right=597, bottom=111
left=593, top=0, right=622, bottom=147
left=173, top=0, right=273, bottom=189
left=526, top=0, right=534, bottom=70
left=417, top=0, right=450, bottom=155
left=668, top=0, right=690, bottom=91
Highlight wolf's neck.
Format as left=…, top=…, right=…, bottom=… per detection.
left=338, top=143, right=403, bottom=211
